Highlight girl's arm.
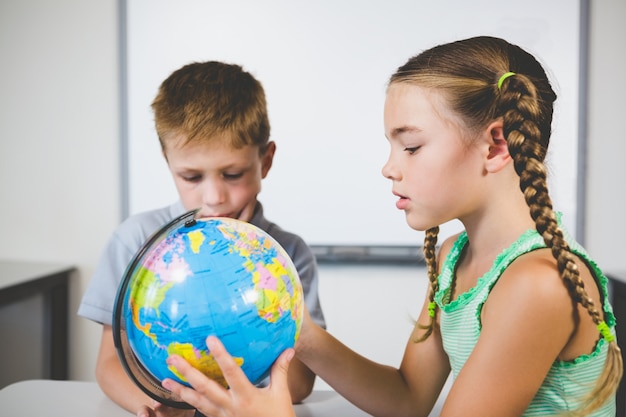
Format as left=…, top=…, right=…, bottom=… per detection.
left=296, top=289, right=451, bottom=417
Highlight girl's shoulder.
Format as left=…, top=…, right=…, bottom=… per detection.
left=488, top=249, right=584, bottom=325
left=436, top=232, right=464, bottom=269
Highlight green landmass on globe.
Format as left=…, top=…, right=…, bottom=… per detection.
left=118, top=215, right=304, bottom=391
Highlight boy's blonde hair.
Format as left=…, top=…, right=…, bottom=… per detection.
left=151, top=61, right=270, bottom=152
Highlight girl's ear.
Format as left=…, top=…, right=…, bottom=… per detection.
left=484, top=121, right=512, bottom=173
left=261, top=141, right=276, bottom=178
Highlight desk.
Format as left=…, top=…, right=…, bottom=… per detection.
left=0, top=260, right=75, bottom=382
left=0, top=380, right=371, bottom=416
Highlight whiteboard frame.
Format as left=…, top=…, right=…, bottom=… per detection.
left=118, top=0, right=587, bottom=258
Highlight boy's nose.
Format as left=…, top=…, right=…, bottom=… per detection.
left=202, top=181, right=227, bottom=206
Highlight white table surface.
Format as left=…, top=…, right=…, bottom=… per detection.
left=0, top=379, right=371, bottom=416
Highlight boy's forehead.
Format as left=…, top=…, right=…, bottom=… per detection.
left=164, top=142, right=261, bottom=170
left=163, top=131, right=259, bottom=152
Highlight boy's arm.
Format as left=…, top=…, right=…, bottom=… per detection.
left=96, top=325, right=193, bottom=417
left=286, top=356, right=315, bottom=403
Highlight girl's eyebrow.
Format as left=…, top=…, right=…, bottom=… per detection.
left=389, top=125, right=422, bottom=139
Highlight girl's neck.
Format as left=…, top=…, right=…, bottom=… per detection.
left=459, top=202, right=535, bottom=278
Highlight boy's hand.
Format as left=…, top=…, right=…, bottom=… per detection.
left=136, top=400, right=195, bottom=417
left=235, top=201, right=258, bottom=223
left=162, top=336, right=296, bottom=417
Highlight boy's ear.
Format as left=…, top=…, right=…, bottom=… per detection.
left=484, top=121, right=511, bottom=173
left=261, top=141, right=276, bottom=178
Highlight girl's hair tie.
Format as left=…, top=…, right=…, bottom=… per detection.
left=427, top=301, right=437, bottom=318
left=497, top=72, right=516, bottom=89
left=597, top=321, right=615, bottom=342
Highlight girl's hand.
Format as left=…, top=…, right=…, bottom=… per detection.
left=162, top=336, right=296, bottom=417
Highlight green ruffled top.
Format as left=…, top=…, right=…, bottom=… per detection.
left=434, top=224, right=616, bottom=416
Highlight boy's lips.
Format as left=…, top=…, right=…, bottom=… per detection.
left=199, top=212, right=233, bottom=218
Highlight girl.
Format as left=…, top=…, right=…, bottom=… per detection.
left=160, top=36, right=622, bottom=417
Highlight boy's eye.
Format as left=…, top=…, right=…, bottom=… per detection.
left=182, top=174, right=202, bottom=183
left=404, top=146, right=420, bottom=154
left=223, top=172, right=243, bottom=180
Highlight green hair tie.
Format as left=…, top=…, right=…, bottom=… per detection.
left=597, top=321, right=615, bottom=343
left=427, top=301, right=437, bottom=318
left=497, top=72, right=516, bottom=90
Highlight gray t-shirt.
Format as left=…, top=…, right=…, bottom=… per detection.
left=78, top=201, right=325, bottom=328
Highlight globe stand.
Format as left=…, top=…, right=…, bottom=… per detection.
left=112, top=209, right=199, bottom=409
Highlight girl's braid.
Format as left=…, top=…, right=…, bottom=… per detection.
left=415, top=226, right=440, bottom=342
left=499, top=74, right=602, bottom=326
left=498, top=73, right=622, bottom=414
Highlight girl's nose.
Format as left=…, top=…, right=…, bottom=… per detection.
left=381, top=156, right=399, bottom=181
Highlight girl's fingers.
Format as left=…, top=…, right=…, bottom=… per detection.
left=163, top=354, right=229, bottom=415
left=164, top=336, right=297, bottom=417
left=269, top=348, right=295, bottom=391
left=161, top=377, right=216, bottom=417
left=204, top=336, right=254, bottom=393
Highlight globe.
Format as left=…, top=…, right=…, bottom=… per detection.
left=113, top=210, right=304, bottom=408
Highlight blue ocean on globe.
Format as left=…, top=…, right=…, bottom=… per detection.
left=120, top=216, right=304, bottom=388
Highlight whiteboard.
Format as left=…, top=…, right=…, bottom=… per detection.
left=125, top=0, right=581, bottom=247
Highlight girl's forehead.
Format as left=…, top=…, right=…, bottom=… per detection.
left=385, top=83, right=447, bottom=108
left=385, top=84, right=462, bottom=131
left=385, top=85, right=440, bottom=124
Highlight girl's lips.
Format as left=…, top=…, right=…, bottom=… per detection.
left=392, top=191, right=409, bottom=210
left=395, top=197, right=410, bottom=210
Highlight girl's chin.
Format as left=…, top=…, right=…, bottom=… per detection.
left=405, top=216, right=438, bottom=233
left=405, top=220, right=428, bottom=232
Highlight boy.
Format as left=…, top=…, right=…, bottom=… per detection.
left=78, top=61, right=326, bottom=417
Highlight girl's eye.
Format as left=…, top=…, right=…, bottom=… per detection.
left=404, top=146, right=420, bottom=154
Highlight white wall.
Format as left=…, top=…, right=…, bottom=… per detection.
left=586, top=0, right=626, bottom=273
left=316, top=265, right=425, bottom=383
left=0, top=0, right=119, bottom=381
left=0, top=0, right=623, bottom=398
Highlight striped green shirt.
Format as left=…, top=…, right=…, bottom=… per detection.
left=434, top=227, right=616, bottom=416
